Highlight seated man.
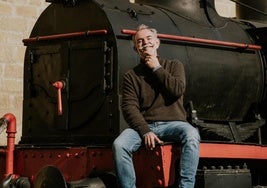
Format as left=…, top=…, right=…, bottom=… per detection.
left=112, top=24, right=200, bottom=188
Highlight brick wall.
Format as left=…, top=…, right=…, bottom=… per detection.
left=0, top=0, right=235, bottom=145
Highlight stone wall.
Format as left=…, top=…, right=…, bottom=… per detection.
left=0, top=0, right=49, bottom=145
left=0, top=0, right=235, bottom=145
left=216, top=0, right=236, bottom=17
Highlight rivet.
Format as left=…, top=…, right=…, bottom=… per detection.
left=157, top=179, right=163, bottom=186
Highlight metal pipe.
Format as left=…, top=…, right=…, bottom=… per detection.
left=121, top=29, right=262, bottom=50
left=0, top=113, right=17, bottom=177
left=22, top=29, right=108, bottom=44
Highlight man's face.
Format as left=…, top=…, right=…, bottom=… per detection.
left=134, top=29, right=160, bottom=59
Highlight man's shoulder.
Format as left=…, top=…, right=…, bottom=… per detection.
left=123, top=64, right=141, bottom=79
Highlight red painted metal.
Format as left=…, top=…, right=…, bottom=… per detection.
left=121, top=29, right=262, bottom=50
left=52, top=81, right=64, bottom=116
left=14, top=147, right=113, bottom=182
left=10, top=143, right=267, bottom=187
left=200, top=143, right=267, bottom=159
left=133, top=142, right=267, bottom=187
left=133, top=144, right=180, bottom=188
left=14, top=146, right=178, bottom=187
left=2, top=113, right=17, bottom=177
left=22, top=29, right=108, bottom=44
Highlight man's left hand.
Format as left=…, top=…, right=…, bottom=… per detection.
left=143, top=132, right=163, bottom=150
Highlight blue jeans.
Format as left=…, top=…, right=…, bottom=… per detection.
left=112, top=121, right=200, bottom=188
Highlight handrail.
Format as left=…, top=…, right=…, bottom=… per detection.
left=23, top=29, right=108, bottom=44
left=121, top=29, right=262, bottom=50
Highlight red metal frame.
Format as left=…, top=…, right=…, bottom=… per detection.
left=121, top=29, right=262, bottom=50
left=1, top=142, right=266, bottom=187
left=200, top=143, right=267, bottom=159
left=133, top=142, right=267, bottom=187
left=14, top=147, right=113, bottom=183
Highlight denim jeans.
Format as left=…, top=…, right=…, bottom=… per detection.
left=112, top=121, right=200, bottom=188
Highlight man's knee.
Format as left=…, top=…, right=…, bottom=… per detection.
left=183, top=127, right=200, bottom=147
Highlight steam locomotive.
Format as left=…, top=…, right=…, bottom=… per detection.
left=1, top=0, right=267, bottom=187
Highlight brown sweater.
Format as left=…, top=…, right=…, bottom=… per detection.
left=121, top=58, right=187, bottom=136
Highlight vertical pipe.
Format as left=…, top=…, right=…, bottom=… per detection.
left=0, top=113, right=17, bottom=177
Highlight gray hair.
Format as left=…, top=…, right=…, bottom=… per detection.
left=132, top=24, right=158, bottom=42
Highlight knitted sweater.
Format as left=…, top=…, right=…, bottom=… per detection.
left=121, top=58, right=187, bottom=136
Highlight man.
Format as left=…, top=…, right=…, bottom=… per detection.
left=112, top=24, right=200, bottom=188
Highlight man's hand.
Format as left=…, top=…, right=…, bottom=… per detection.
left=143, top=132, right=163, bottom=150
left=144, top=54, right=160, bottom=69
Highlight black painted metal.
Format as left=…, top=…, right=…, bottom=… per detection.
left=236, top=0, right=267, bottom=23
left=21, top=0, right=266, bottom=145
left=195, top=167, right=252, bottom=188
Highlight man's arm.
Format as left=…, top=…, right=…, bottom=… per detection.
left=153, top=60, right=186, bottom=98
left=122, top=72, right=164, bottom=150
left=121, top=72, right=151, bottom=136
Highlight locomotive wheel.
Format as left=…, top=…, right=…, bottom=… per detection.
left=34, top=166, right=67, bottom=188
left=34, top=166, right=117, bottom=188
left=68, top=172, right=118, bottom=188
